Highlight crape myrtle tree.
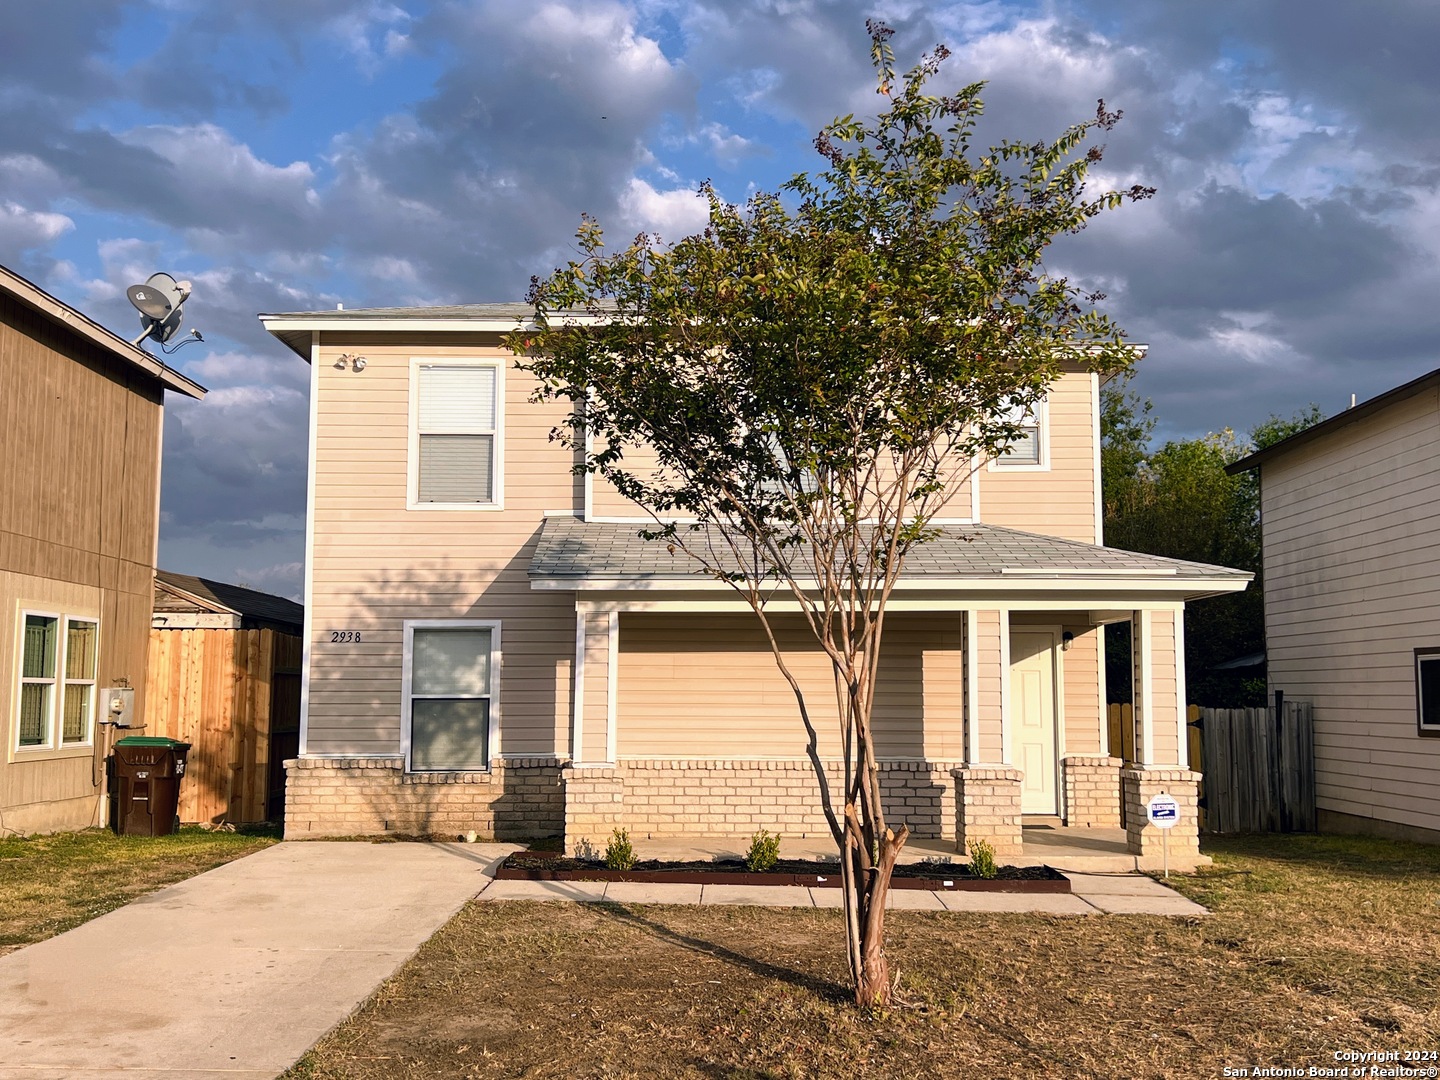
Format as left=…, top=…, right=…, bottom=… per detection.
left=513, top=23, right=1151, bottom=1008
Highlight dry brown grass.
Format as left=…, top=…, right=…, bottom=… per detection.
left=0, top=825, right=277, bottom=954
left=287, top=834, right=1440, bottom=1079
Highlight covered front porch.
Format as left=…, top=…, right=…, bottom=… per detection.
left=530, top=518, right=1249, bottom=871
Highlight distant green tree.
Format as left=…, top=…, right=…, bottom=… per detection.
left=1102, top=380, right=1322, bottom=705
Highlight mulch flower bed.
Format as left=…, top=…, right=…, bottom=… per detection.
left=496, top=851, right=1070, bottom=892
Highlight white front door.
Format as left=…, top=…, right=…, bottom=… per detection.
left=1011, top=631, right=1059, bottom=815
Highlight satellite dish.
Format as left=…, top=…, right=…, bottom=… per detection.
left=127, top=272, right=192, bottom=348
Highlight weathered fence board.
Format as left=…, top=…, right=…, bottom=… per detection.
left=1108, top=701, right=1315, bottom=834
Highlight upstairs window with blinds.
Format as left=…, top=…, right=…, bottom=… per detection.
left=992, top=398, right=1047, bottom=469
left=412, top=362, right=501, bottom=507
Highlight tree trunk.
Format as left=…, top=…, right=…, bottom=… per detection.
left=849, top=822, right=909, bottom=1008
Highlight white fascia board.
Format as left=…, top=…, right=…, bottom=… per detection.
left=576, top=596, right=1186, bottom=616
left=532, top=574, right=1250, bottom=598
left=259, top=314, right=613, bottom=334
left=152, top=613, right=242, bottom=630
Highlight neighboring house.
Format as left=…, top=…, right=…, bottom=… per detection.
left=147, top=571, right=303, bottom=824
left=260, top=304, right=1249, bottom=861
left=1, top=264, right=205, bottom=835
left=1230, top=369, right=1440, bottom=844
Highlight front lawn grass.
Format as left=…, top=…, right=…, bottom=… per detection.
left=0, top=825, right=278, bottom=954
left=287, top=833, right=1440, bottom=1079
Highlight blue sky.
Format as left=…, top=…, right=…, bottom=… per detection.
left=5, top=0, right=1440, bottom=599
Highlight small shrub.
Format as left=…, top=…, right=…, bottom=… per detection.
left=745, top=829, right=781, bottom=873
left=604, top=828, right=637, bottom=870
left=968, top=838, right=998, bottom=879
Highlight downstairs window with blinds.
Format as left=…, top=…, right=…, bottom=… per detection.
left=411, top=361, right=502, bottom=507
left=405, top=623, right=498, bottom=771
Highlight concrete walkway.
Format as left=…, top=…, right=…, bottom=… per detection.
left=478, top=870, right=1208, bottom=916
left=0, top=841, right=513, bottom=1080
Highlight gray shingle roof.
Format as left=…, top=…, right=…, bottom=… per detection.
left=528, top=517, right=1250, bottom=584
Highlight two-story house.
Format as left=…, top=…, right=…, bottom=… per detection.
left=1230, top=368, right=1440, bottom=844
left=2, top=264, right=205, bottom=833
left=261, top=303, right=1248, bottom=864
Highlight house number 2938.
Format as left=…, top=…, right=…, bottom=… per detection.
left=330, top=631, right=362, bottom=643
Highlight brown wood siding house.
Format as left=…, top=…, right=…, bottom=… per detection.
left=261, top=304, right=1249, bottom=865
left=0, top=264, right=204, bottom=834
left=146, top=571, right=303, bottom=824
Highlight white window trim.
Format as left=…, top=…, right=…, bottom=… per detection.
left=988, top=397, right=1050, bottom=472
left=14, top=608, right=100, bottom=756
left=400, top=619, right=502, bottom=772
left=1416, top=648, right=1440, bottom=738
left=60, top=615, right=98, bottom=748
left=406, top=357, right=506, bottom=511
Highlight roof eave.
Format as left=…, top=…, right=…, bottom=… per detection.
left=1228, top=366, right=1440, bottom=474
left=528, top=573, right=1251, bottom=600
left=1, top=264, right=206, bottom=399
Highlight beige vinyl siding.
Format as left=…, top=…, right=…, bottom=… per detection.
left=1059, top=625, right=1102, bottom=755
left=308, top=334, right=581, bottom=758
left=1146, top=609, right=1180, bottom=764
left=589, top=438, right=977, bottom=521
left=616, top=613, right=962, bottom=760
left=972, top=609, right=1004, bottom=762
left=980, top=371, right=1098, bottom=541
left=589, top=441, right=666, bottom=519
left=1261, top=386, right=1440, bottom=833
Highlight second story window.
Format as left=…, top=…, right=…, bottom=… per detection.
left=992, top=398, right=1047, bottom=470
left=409, top=360, right=504, bottom=509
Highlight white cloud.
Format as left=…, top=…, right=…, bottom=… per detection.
left=0, top=202, right=73, bottom=257
left=617, top=177, right=708, bottom=239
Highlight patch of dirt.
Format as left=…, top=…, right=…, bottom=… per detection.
left=501, top=852, right=1059, bottom=880
left=287, top=834, right=1440, bottom=1080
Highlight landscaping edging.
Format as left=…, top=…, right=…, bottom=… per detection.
left=496, top=854, right=1071, bottom=893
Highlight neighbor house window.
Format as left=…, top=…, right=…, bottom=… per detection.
left=62, top=619, right=98, bottom=744
left=409, top=360, right=503, bottom=508
left=405, top=622, right=499, bottom=771
left=991, top=399, right=1047, bottom=469
left=1417, top=648, right=1440, bottom=737
left=16, top=612, right=98, bottom=751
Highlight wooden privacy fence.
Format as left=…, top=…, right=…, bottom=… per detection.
left=1108, top=701, right=1316, bottom=833
left=144, top=628, right=302, bottom=824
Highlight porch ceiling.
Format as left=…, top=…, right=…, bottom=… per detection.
left=528, top=517, right=1250, bottom=601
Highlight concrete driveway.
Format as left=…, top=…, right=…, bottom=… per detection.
left=0, top=841, right=514, bottom=1080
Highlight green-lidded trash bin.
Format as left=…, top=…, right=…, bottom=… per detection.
left=110, top=736, right=191, bottom=836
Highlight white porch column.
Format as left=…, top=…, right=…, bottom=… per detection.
left=955, top=608, right=1021, bottom=856
left=1124, top=605, right=1201, bottom=863
left=571, top=608, right=617, bottom=766
left=564, top=608, right=622, bottom=857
